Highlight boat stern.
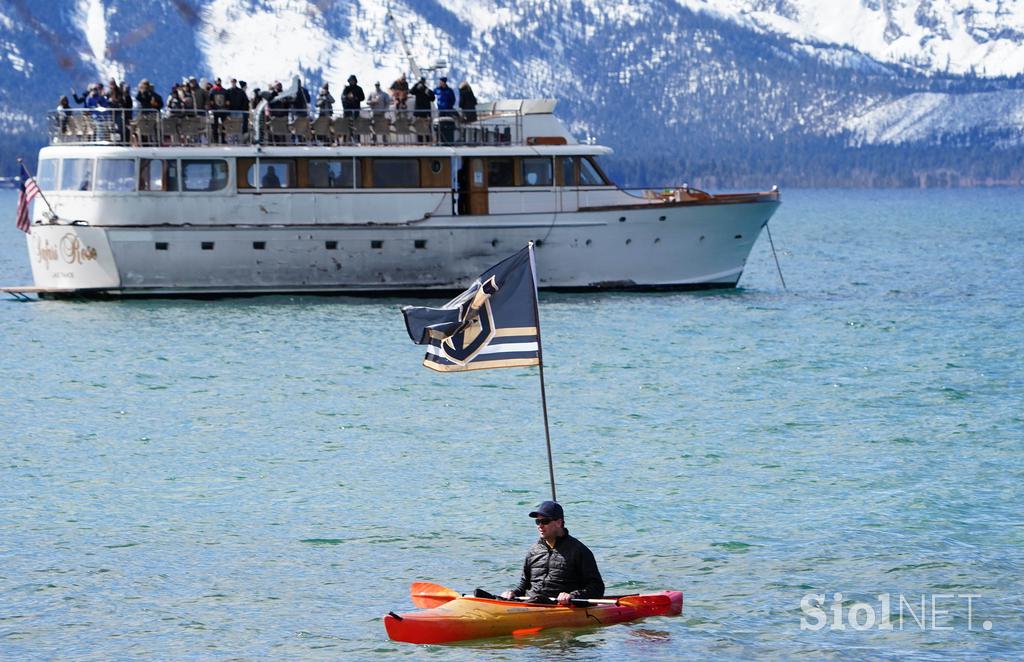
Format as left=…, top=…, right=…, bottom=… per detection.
left=26, top=225, right=120, bottom=294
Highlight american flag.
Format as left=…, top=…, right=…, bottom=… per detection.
left=16, top=166, right=40, bottom=234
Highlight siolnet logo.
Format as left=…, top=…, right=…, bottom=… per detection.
left=800, top=592, right=992, bottom=632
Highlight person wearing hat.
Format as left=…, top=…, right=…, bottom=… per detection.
left=342, top=75, right=365, bottom=116
left=434, top=76, right=455, bottom=117
left=499, top=501, right=604, bottom=605
left=410, top=75, right=435, bottom=142
left=340, top=75, right=365, bottom=143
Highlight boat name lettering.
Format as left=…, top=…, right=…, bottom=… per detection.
left=60, top=233, right=99, bottom=265
left=33, top=237, right=59, bottom=269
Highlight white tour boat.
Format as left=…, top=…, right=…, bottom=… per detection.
left=19, top=100, right=780, bottom=298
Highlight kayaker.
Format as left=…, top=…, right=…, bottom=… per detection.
left=499, top=501, right=604, bottom=605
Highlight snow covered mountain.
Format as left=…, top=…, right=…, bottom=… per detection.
left=2, top=0, right=1023, bottom=186
left=685, top=0, right=1024, bottom=77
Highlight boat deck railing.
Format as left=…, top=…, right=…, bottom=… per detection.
left=47, top=103, right=525, bottom=148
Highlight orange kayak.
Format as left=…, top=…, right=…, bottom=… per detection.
left=384, top=591, right=683, bottom=644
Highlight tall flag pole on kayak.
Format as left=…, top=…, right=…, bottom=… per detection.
left=402, top=242, right=557, bottom=500
left=528, top=247, right=557, bottom=501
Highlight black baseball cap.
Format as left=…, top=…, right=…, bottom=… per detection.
left=529, top=501, right=563, bottom=520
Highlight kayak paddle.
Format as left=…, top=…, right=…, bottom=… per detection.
left=571, top=594, right=673, bottom=608
left=410, top=581, right=462, bottom=608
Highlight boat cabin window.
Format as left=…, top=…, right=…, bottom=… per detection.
left=60, top=158, right=93, bottom=191
left=557, top=156, right=575, bottom=186
left=309, top=158, right=357, bottom=188
left=246, top=160, right=295, bottom=189
left=487, top=158, right=515, bottom=187
left=140, top=159, right=178, bottom=192
left=579, top=157, right=608, bottom=186
left=181, top=159, right=229, bottom=192
left=95, top=159, right=136, bottom=192
left=370, top=158, right=420, bottom=188
left=521, top=158, right=553, bottom=186
left=36, top=159, right=59, bottom=191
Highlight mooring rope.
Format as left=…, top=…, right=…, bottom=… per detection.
left=765, top=223, right=787, bottom=291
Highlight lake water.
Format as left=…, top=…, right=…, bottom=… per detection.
left=1, top=188, right=1021, bottom=660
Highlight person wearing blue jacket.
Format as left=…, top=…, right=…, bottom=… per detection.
left=434, top=77, right=456, bottom=118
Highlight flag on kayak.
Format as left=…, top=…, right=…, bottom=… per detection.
left=402, top=244, right=540, bottom=372
left=16, top=165, right=40, bottom=234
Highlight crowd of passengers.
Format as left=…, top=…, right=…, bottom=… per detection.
left=57, top=72, right=479, bottom=144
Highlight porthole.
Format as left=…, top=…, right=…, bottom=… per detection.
left=491, top=239, right=499, bottom=247
left=253, top=241, right=266, bottom=250
left=414, top=239, right=427, bottom=249
left=654, top=237, right=661, bottom=244
left=618, top=216, right=626, bottom=222
left=201, top=242, right=214, bottom=250
left=734, top=234, right=742, bottom=239
left=371, top=240, right=384, bottom=249
left=325, top=241, right=338, bottom=250
left=430, top=159, right=442, bottom=174
left=585, top=239, right=592, bottom=246
left=155, top=242, right=168, bottom=251
left=658, top=215, right=666, bottom=222
left=625, top=238, right=632, bottom=245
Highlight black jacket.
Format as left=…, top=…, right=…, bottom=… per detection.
left=226, top=87, right=248, bottom=112
left=410, top=81, right=435, bottom=116
left=509, top=531, right=604, bottom=600
left=341, top=84, right=365, bottom=110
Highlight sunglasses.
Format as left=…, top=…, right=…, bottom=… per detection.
left=534, top=518, right=554, bottom=525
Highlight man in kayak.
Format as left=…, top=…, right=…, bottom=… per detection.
left=499, top=501, right=604, bottom=605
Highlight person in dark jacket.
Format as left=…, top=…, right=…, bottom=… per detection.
left=410, top=76, right=435, bottom=143
left=500, top=501, right=604, bottom=604
left=57, top=95, right=71, bottom=135
left=226, top=79, right=249, bottom=136
left=410, top=76, right=434, bottom=117
left=341, top=75, right=365, bottom=118
left=267, top=81, right=289, bottom=117
left=290, top=76, right=310, bottom=115
left=135, top=79, right=164, bottom=112
left=458, top=81, right=477, bottom=123
left=209, top=78, right=229, bottom=143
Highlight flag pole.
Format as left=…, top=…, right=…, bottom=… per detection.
left=17, top=158, right=57, bottom=218
left=528, top=242, right=557, bottom=502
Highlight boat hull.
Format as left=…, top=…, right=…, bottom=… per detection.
left=384, top=591, right=683, bottom=644
left=25, top=197, right=779, bottom=297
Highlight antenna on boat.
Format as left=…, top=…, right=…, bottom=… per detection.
left=385, top=2, right=448, bottom=80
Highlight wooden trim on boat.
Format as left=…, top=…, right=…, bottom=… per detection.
left=581, top=190, right=780, bottom=212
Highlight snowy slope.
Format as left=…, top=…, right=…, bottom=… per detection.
left=679, top=0, right=1024, bottom=77
left=843, top=88, right=1024, bottom=144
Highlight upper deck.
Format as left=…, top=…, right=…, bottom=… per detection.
left=48, top=99, right=579, bottom=150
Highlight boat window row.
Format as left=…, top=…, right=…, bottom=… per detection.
left=484, top=156, right=607, bottom=187
left=33, top=155, right=610, bottom=193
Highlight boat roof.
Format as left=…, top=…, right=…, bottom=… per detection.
left=39, top=144, right=614, bottom=158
